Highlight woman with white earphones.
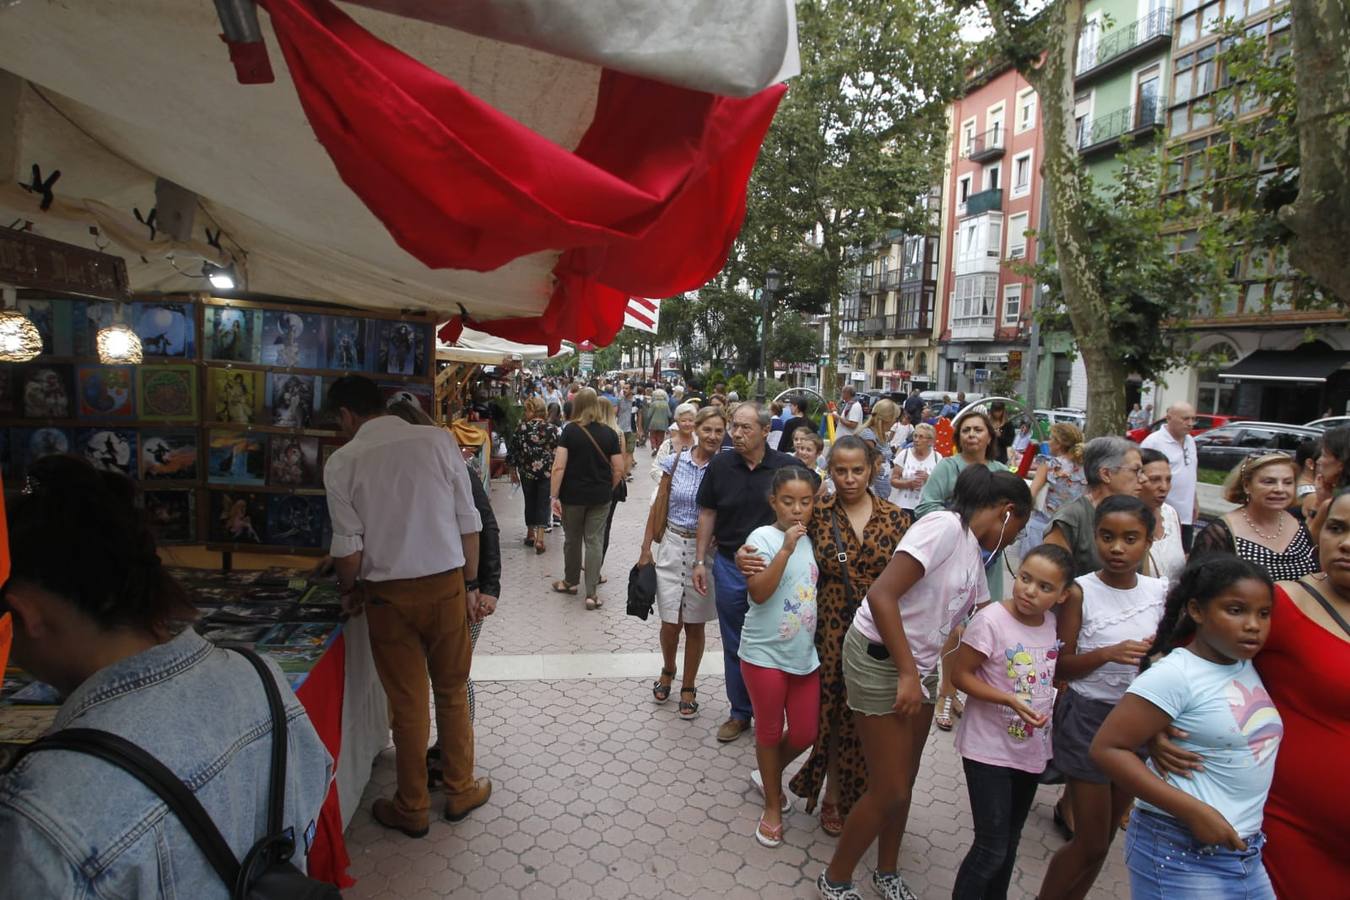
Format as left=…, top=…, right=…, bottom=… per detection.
left=817, top=467, right=1033, bottom=900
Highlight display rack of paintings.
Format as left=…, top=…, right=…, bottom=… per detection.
left=0, top=294, right=436, bottom=557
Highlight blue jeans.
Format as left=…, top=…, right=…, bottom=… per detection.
left=712, top=553, right=753, bottom=723
left=1125, top=809, right=1273, bottom=900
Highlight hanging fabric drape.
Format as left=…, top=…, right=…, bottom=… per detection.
left=256, top=0, right=785, bottom=351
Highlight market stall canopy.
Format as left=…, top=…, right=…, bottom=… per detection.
left=0, top=0, right=795, bottom=350
left=436, top=326, right=569, bottom=365
left=1219, top=348, right=1350, bottom=383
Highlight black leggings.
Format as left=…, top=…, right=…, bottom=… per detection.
left=953, top=757, right=1041, bottom=900
left=520, top=475, right=551, bottom=529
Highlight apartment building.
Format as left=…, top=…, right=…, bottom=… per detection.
left=1144, top=0, right=1350, bottom=423
left=935, top=61, right=1047, bottom=398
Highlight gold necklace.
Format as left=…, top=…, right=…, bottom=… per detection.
left=1241, top=507, right=1285, bottom=543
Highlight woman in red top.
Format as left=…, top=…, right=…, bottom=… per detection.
left=1155, top=490, right=1350, bottom=898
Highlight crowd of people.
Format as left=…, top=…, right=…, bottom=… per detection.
left=3, top=368, right=1347, bottom=900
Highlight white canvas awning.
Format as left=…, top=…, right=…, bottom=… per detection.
left=0, top=1, right=796, bottom=324
left=436, top=327, right=568, bottom=365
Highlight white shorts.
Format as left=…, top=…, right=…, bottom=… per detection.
left=654, top=529, right=718, bottom=625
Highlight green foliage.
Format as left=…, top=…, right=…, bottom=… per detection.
left=704, top=366, right=727, bottom=391
left=728, top=374, right=752, bottom=398
left=1021, top=145, right=1230, bottom=384
left=768, top=310, right=822, bottom=365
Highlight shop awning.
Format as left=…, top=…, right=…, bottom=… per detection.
left=0, top=0, right=796, bottom=351
left=1219, top=349, right=1350, bottom=383
left=436, top=327, right=568, bottom=365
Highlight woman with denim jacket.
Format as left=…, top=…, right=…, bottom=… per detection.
left=0, top=455, right=332, bottom=897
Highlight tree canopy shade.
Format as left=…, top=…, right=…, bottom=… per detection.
left=734, top=0, right=968, bottom=395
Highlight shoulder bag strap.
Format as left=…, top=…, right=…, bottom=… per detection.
left=231, top=648, right=288, bottom=839
left=575, top=422, right=617, bottom=476
left=13, top=728, right=242, bottom=888
left=651, top=445, right=683, bottom=544
left=829, top=505, right=855, bottom=608
left=1295, top=577, right=1350, bottom=639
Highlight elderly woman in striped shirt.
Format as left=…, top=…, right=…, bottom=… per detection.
left=637, top=405, right=728, bottom=718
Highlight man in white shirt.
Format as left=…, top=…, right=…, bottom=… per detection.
left=1140, top=401, right=1199, bottom=549
left=322, top=375, right=491, bottom=838
left=838, top=385, right=864, bottom=437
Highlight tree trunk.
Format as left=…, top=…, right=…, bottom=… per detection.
left=1006, top=0, right=1125, bottom=437
left=1282, top=0, right=1350, bottom=304
left=823, top=256, right=841, bottom=399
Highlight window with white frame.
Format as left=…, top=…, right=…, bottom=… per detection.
left=958, top=173, right=973, bottom=207
left=984, top=163, right=1001, bottom=192
left=1016, top=89, right=1037, bottom=133
left=953, top=274, right=999, bottom=322
left=961, top=118, right=977, bottom=157
left=1006, top=212, right=1029, bottom=259
left=987, top=219, right=1002, bottom=258
left=1003, top=283, right=1023, bottom=324
left=1011, top=150, right=1034, bottom=198
left=986, top=103, right=1006, bottom=148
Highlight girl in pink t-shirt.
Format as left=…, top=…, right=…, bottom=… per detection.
left=949, top=544, right=1075, bottom=900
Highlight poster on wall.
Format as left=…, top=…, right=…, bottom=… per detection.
left=144, top=489, right=196, bottom=543
left=260, top=311, right=320, bottom=369
left=204, top=306, right=258, bottom=362
left=138, top=366, right=198, bottom=422
left=266, top=494, right=330, bottom=548
left=77, top=366, right=135, bottom=419
left=375, top=319, right=425, bottom=375
left=208, top=369, right=263, bottom=425
left=267, top=436, right=320, bottom=487
left=323, top=316, right=367, bottom=371
left=209, top=490, right=268, bottom=544
left=78, top=427, right=137, bottom=477
left=207, top=431, right=266, bottom=486
left=21, top=365, right=74, bottom=418
left=134, top=302, right=195, bottom=358
left=266, top=374, right=321, bottom=429
left=140, top=431, right=198, bottom=481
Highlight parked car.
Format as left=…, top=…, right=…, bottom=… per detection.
left=1192, top=421, right=1323, bottom=472
left=1035, top=407, right=1087, bottom=430
left=1127, top=413, right=1247, bottom=444
left=1305, top=416, right=1350, bottom=432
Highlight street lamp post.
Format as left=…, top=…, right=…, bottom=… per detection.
left=757, top=268, right=781, bottom=404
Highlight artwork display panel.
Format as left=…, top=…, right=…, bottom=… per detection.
left=77, top=427, right=137, bottom=477
left=77, top=366, right=135, bottom=419
left=138, top=366, right=197, bottom=422
left=260, top=310, right=320, bottom=369
left=140, top=430, right=198, bottom=481
left=208, top=368, right=263, bottom=425
left=266, top=373, right=321, bottom=429
left=204, top=307, right=258, bottom=362
left=209, top=489, right=269, bottom=544
left=267, top=435, right=320, bottom=488
left=135, top=302, right=196, bottom=358
left=322, top=316, right=367, bottom=372
left=143, top=489, right=196, bottom=543
left=207, top=431, right=266, bottom=486
left=20, top=364, right=74, bottom=419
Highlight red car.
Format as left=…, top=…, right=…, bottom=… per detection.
left=1127, top=413, right=1248, bottom=443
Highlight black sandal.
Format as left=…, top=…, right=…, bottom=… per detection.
left=678, top=686, right=699, bottom=719
left=652, top=668, right=676, bottom=704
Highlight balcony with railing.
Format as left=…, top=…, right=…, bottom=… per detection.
left=963, top=126, right=1006, bottom=163
left=882, top=269, right=901, bottom=290
left=965, top=187, right=1003, bottom=216
left=950, top=316, right=997, bottom=341
left=1075, top=8, right=1173, bottom=81
left=1077, top=96, right=1167, bottom=155
left=893, top=309, right=931, bottom=335
left=860, top=316, right=887, bottom=338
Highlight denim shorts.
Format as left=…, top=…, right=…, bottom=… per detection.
left=1125, top=808, right=1273, bottom=900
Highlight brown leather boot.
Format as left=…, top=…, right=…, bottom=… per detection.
left=371, top=797, right=429, bottom=838
left=443, top=777, right=493, bottom=822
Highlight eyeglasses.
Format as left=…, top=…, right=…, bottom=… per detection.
left=1113, top=465, right=1145, bottom=478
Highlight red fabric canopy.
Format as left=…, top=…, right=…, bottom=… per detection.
left=256, top=0, right=785, bottom=351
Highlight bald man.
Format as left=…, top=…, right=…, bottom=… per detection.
left=1141, top=401, right=1199, bottom=549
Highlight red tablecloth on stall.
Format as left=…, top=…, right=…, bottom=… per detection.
left=294, top=631, right=354, bottom=887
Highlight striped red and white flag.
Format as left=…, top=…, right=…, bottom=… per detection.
left=624, top=297, right=660, bottom=334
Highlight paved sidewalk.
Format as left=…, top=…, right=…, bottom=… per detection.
left=341, top=457, right=1130, bottom=898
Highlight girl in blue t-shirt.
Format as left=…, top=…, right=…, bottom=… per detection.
left=741, top=466, right=821, bottom=849
left=1091, top=555, right=1282, bottom=900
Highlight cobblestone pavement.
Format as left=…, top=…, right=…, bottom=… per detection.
left=342, top=455, right=1129, bottom=899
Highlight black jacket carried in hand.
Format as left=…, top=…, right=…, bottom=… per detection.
left=468, top=474, right=501, bottom=598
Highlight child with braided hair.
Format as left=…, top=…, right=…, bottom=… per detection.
left=1091, top=555, right=1281, bottom=899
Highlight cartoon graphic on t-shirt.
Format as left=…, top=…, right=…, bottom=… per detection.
left=1002, top=643, right=1057, bottom=741
left=1226, top=680, right=1283, bottom=764
left=779, top=580, right=818, bottom=641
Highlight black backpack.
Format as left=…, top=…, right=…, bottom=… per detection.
left=13, top=648, right=340, bottom=899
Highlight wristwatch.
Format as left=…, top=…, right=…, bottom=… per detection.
left=694, top=559, right=706, bottom=567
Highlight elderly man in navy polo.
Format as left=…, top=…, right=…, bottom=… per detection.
left=692, top=402, right=813, bottom=743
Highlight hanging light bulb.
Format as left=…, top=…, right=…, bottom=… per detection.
left=205, top=262, right=237, bottom=291
left=96, top=322, right=144, bottom=365
left=0, top=308, right=43, bottom=362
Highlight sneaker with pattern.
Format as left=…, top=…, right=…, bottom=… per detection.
left=816, top=872, right=863, bottom=900
left=871, top=870, right=919, bottom=900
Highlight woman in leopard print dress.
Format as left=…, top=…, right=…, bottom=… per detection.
left=740, top=435, right=910, bottom=833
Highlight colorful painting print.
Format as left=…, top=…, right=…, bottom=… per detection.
left=77, top=366, right=135, bottom=418
left=140, top=431, right=198, bottom=481
left=77, top=427, right=137, bottom=476
left=380, top=382, right=433, bottom=414
left=17, top=299, right=55, bottom=355
left=267, top=494, right=329, bottom=548
left=204, top=306, right=258, bottom=362
left=209, top=368, right=262, bottom=425
left=143, top=490, right=195, bottom=543
left=134, top=302, right=195, bottom=357
left=21, top=365, right=73, bottom=418
left=138, top=365, right=197, bottom=421
left=257, top=622, right=336, bottom=648
left=260, top=310, right=320, bottom=369
left=266, top=373, right=320, bottom=428
left=207, top=432, right=266, bottom=485
left=323, top=316, right=367, bottom=371
left=17, top=427, right=71, bottom=472
left=209, top=490, right=268, bottom=544
left=267, top=436, right=319, bottom=487
left=71, top=301, right=121, bottom=356
left=375, top=320, right=425, bottom=375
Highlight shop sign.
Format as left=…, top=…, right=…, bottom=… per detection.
left=952, top=362, right=966, bottom=374
left=966, top=352, right=1009, bottom=364
left=974, top=367, right=989, bottom=382
left=850, top=370, right=866, bottom=382
left=0, top=228, right=130, bottom=299
left=579, top=351, right=595, bottom=372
